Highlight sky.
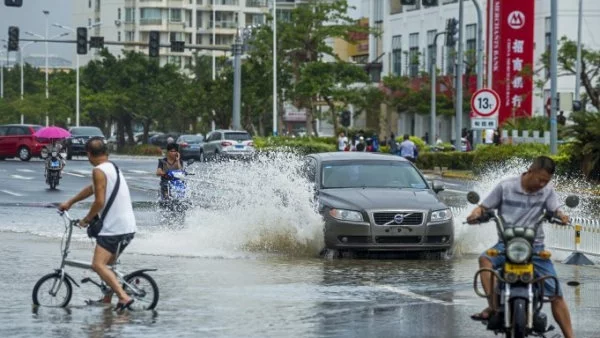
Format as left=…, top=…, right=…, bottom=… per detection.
left=1, top=0, right=72, bottom=61
left=0, top=0, right=364, bottom=64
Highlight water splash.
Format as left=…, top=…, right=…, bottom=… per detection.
left=131, top=151, right=325, bottom=259
left=451, top=157, right=599, bottom=256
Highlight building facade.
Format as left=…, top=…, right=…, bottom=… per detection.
left=73, top=0, right=298, bottom=68
left=369, top=0, right=600, bottom=142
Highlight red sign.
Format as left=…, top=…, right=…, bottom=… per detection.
left=488, top=0, right=535, bottom=125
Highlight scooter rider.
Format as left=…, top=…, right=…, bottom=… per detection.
left=156, top=143, right=183, bottom=199
left=466, top=156, right=574, bottom=338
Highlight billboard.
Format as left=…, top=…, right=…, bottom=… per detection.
left=488, top=0, right=535, bottom=125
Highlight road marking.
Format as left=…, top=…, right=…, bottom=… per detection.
left=0, top=189, right=23, bottom=197
left=128, top=170, right=152, bottom=174
left=377, top=285, right=454, bottom=306
left=74, top=170, right=92, bottom=175
left=443, top=188, right=468, bottom=195
left=10, top=174, right=34, bottom=180
left=17, top=169, right=36, bottom=173
left=65, top=172, right=85, bottom=178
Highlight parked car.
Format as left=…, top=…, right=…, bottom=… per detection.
left=201, top=129, right=255, bottom=161
left=0, top=124, right=49, bottom=161
left=305, top=152, right=453, bottom=257
left=63, top=126, right=106, bottom=160
left=149, top=132, right=181, bottom=149
left=176, top=134, right=204, bottom=160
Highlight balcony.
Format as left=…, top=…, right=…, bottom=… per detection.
left=246, top=0, right=267, bottom=7
left=210, top=0, right=239, bottom=5
left=140, top=18, right=163, bottom=25
left=210, top=20, right=238, bottom=29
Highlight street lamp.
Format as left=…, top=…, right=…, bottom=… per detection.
left=53, top=22, right=102, bottom=127
left=272, top=0, right=277, bottom=136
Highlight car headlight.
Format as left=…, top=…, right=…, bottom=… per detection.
left=328, top=208, right=363, bottom=222
left=506, top=238, right=532, bottom=263
left=430, top=208, right=452, bottom=223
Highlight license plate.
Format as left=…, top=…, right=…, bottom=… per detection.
left=235, top=145, right=244, bottom=149
left=190, top=145, right=199, bottom=149
left=51, top=161, right=60, bottom=167
left=504, top=263, right=533, bottom=275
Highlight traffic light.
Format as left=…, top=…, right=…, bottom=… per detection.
left=149, top=31, right=160, bottom=57
left=90, top=36, right=104, bottom=49
left=7, top=26, right=19, bottom=51
left=76, top=27, right=87, bottom=55
left=170, top=41, right=184, bottom=53
left=445, top=18, right=459, bottom=47
left=341, top=111, right=351, bottom=127
left=5, top=0, right=23, bottom=7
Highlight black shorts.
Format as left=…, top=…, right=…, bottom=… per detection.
left=96, top=233, right=135, bottom=255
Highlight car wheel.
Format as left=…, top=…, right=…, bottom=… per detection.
left=0, top=157, right=5, bottom=161
left=18, top=146, right=31, bottom=161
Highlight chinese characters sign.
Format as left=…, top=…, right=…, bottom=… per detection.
left=488, top=0, right=535, bottom=125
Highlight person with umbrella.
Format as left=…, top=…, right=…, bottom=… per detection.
left=35, top=126, right=71, bottom=179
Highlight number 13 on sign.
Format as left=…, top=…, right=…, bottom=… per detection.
left=471, top=88, right=500, bottom=118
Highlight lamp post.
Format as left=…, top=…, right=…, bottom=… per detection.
left=272, top=0, right=277, bottom=136
left=574, top=0, right=583, bottom=102
left=454, top=0, right=465, bottom=151
left=53, top=22, right=101, bottom=127
left=0, top=48, right=5, bottom=100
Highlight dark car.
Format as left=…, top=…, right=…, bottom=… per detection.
left=64, top=126, right=106, bottom=160
left=0, top=124, right=49, bottom=161
left=149, top=132, right=181, bottom=149
left=176, top=134, right=204, bottom=160
left=306, top=152, right=453, bottom=258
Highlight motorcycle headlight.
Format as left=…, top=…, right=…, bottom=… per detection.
left=328, top=208, right=363, bottom=222
left=51, top=151, right=58, bottom=157
left=430, top=208, right=452, bottom=223
left=506, top=238, right=532, bottom=263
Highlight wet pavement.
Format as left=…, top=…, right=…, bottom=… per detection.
left=1, top=157, right=600, bottom=337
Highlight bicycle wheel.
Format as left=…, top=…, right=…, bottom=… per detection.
left=32, top=272, right=73, bottom=307
left=123, top=272, right=159, bottom=310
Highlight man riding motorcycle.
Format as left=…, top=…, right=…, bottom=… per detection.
left=466, top=156, right=574, bottom=338
left=156, top=143, right=183, bottom=199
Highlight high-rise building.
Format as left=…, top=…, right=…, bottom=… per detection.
left=73, top=0, right=298, bottom=68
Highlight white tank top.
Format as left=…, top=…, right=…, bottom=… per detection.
left=95, top=162, right=137, bottom=236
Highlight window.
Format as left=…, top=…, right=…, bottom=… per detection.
left=390, top=0, right=402, bottom=14
left=374, top=0, right=383, bottom=23
left=466, top=24, right=476, bottom=73
left=196, top=11, right=202, bottom=28
left=195, top=34, right=203, bottom=44
left=170, top=32, right=184, bottom=42
left=7, top=127, right=26, bottom=136
left=427, top=29, right=437, bottom=71
left=125, top=31, right=135, bottom=42
left=88, top=0, right=91, bottom=8
left=117, top=31, right=121, bottom=42
left=118, top=8, right=121, bottom=20
left=125, top=8, right=135, bottom=23
left=404, top=0, right=420, bottom=12
left=409, top=33, right=419, bottom=77
left=170, top=9, right=182, bottom=22
left=545, top=16, right=551, bottom=79
left=140, top=8, right=162, bottom=25
left=392, top=35, right=402, bottom=76
left=88, top=18, right=92, bottom=26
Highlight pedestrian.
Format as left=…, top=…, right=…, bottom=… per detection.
left=337, top=131, right=348, bottom=151
left=398, top=134, right=418, bottom=162
left=557, top=111, right=566, bottom=126
left=58, top=137, right=137, bottom=310
left=423, top=132, right=429, bottom=145
left=389, top=133, right=397, bottom=154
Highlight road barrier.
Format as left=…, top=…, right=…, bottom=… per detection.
left=450, top=207, right=598, bottom=264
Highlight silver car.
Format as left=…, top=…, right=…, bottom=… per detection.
left=305, top=152, right=453, bottom=257
left=201, top=129, right=255, bottom=161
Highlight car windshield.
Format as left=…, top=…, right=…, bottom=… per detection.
left=181, top=135, right=203, bottom=143
left=224, top=132, right=251, bottom=141
left=321, top=161, right=428, bottom=189
left=70, top=127, right=104, bottom=136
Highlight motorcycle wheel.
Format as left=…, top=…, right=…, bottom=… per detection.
left=508, top=299, right=527, bottom=338
left=49, top=177, right=57, bottom=190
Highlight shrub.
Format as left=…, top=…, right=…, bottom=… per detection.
left=253, top=136, right=335, bottom=155
left=117, top=144, right=163, bottom=156
left=416, top=151, right=475, bottom=170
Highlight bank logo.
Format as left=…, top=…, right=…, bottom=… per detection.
left=507, top=11, right=525, bottom=30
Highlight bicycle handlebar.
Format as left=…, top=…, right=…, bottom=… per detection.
left=57, top=210, right=82, bottom=228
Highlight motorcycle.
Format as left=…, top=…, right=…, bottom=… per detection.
left=41, top=147, right=65, bottom=190
left=466, top=191, right=579, bottom=338
left=158, top=159, right=195, bottom=224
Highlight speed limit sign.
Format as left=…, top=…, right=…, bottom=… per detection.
left=471, top=88, right=500, bottom=117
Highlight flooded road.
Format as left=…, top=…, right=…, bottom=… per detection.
left=2, top=155, right=600, bottom=337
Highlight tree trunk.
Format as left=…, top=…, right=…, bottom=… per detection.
left=379, top=103, right=388, bottom=140
left=324, top=97, right=339, bottom=133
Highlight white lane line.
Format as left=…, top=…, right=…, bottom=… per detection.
left=17, top=169, right=36, bottom=173
left=66, top=172, right=85, bottom=177
left=74, top=170, right=92, bottom=175
left=10, top=174, right=34, bottom=180
left=0, top=189, right=23, bottom=197
left=444, top=188, right=468, bottom=195
left=128, top=170, right=152, bottom=174
left=377, top=285, right=454, bottom=305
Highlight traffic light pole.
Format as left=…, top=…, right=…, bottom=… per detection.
left=455, top=0, right=464, bottom=151
left=430, top=31, right=446, bottom=147
left=550, top=0, right=558, bottom=154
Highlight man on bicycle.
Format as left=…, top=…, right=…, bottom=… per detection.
left=467, top=156, right=573, bottom=338
left=59, top=137, right=137, bottom=311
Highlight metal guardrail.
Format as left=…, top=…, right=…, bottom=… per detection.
left=450, top=207, right=600, bottom=257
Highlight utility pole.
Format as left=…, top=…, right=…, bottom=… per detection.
left=272, top=0, right=278, bottom=136
left=550, top=0, right=558, bottom=154
left=575, top=0, right=583, bottom=102
left=232, top=33, right=242, bottom=130
left=455, top=0, right=464, bottom=151
left=430, top=32, right=445, bottom=147
left=471, top=0, right=484, bottom=147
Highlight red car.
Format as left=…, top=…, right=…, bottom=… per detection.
left=0, top=124, right=50, bottom=161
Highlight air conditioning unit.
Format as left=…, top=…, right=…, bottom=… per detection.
left=115, top=20, right=121, bottom=27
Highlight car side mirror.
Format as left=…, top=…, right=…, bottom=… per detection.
left=431, top=180, right=445, bottom=193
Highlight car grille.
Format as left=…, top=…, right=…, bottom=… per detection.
left=372, top=212, right=424, bottom=225
left=375, top=236, right=422, bottom=244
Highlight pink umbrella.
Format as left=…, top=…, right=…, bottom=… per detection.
left=34, top=126, right=71, bottom=139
